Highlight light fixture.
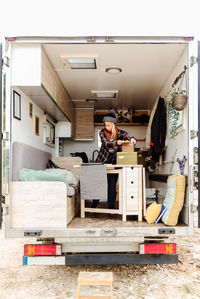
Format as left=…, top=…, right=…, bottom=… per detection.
left=106, top=67, right=122, bottom=75
left=85, top=99, right=98, bottom=102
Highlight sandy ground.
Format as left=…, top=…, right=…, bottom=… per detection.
left=0, top=225, right=200, bottom=299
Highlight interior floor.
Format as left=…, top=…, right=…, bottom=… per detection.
left=68, top=214, right=187, bottom=228
left=69, top=202, right=187, bottom=228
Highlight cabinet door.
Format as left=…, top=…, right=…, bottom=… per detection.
left=75, top=109, right=94, bottom=140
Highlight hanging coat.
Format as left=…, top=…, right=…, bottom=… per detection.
left=150, top=97, right=166, bottom=163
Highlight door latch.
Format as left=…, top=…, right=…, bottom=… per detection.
left=190, top=130, right=198, bottom=139
left=2, top=131, right=9, bottom=141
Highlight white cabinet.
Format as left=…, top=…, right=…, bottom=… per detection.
left=123, top=166, right=146, bottom=221
left=11, top=44, right=75, bottom=131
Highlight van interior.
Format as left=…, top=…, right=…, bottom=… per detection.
left=10, top=40, right=189, bottom=229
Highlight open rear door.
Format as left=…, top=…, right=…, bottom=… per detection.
left=198, top=41, right=200, bottom=228
left=0, top=43, right=3, bottom=228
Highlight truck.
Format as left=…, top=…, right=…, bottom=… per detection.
left=0, top=35, right=199, bottom=265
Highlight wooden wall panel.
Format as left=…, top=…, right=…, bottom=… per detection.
left=41, top=49, right=75, bottom=135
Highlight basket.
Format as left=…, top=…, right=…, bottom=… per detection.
left=173, top=93, right=187, bottom=111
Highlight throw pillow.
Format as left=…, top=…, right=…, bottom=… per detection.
left=145, top=202, right=162, bottom=224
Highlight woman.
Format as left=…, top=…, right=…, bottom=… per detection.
left=92, top=110, right=136, bottom=209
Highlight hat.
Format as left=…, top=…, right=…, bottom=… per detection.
left=103, top=110, right=117, bottom=124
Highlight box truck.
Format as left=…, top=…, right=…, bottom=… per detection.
left=0, top=36, right=199, bottom=265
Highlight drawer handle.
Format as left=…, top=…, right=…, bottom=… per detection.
left=131, top=181, right=134, bottom=184
left=100, top=228, right=117, bottom=236
left=131, top=196, right=134, bottom=199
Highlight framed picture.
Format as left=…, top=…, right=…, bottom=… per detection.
left=34, top=115, right=40, bottom=136
left=29, top=103, right=33, bottom=118
left=13, top=90, right=21, bottom=120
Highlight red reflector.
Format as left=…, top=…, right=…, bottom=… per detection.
left=24, top=244, right=62, bottom=256
left=184, top=37, right=194, bottom=41
left=5, top=37, right=16, bottom=41
left=140, top=243, right=176, bottom=254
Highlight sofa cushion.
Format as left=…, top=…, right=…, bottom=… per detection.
left=162, top=174, right=185, bottom=226
left=12, top=142, right=52, bottom=181
left=19, top=168, right=68, bottom=186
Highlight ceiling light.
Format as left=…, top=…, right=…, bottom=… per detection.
left=91, top=90, right=118, bottom=99
left=106, top=67, right=122, bottom=75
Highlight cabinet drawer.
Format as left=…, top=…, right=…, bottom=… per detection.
left=126, top=192, right=138, bottom=210
left=127, top=167, right=139, bottom=179
left=126, top=177, right=138, bottom=188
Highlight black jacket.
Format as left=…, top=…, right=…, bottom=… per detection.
left=150, top=97, right=166, bottom=162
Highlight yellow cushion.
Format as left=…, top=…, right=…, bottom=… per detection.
left=145, top=202, right=162, bottom=224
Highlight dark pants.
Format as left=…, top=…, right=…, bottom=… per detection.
left=92, top=173, right=118, bottom=208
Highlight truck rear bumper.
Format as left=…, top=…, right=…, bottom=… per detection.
left=24, top=253, right=178, bottom=265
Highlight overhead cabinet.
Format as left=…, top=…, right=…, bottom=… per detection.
left=74, top=108, right=94, bottom=140
left=11, top=43, right=75, bottom=136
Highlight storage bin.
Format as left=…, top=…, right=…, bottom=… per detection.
left=117, top=152, right=138, bottom=165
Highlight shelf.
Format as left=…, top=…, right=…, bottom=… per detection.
left=94, top=123, right=148, bottom=126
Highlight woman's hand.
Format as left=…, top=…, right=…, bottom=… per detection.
left=130, top=138, right=137, bottom=144
left=117, top=140, right=123, bottom=146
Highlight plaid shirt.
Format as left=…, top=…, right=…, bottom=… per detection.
left=96, top=129, right=133, bottom=164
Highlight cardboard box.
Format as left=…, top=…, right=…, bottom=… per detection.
left=122, top=142, right=134, bottom=152
left=117, top=152, right=138, bottom=165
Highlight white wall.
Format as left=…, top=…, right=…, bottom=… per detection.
left=1, top=1, right=200, bottom=38
left=12, top=87, right=54, bottom=155
left=155, top=47, right=188, bottom=174
left=63, top=125, right=147, bottom=162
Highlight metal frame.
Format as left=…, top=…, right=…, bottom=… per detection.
left=4, top=36, right=196, bottom=238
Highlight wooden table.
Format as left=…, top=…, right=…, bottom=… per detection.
left=80, top=164, right=146, bottom=222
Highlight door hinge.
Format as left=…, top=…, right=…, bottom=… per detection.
left=3, top=56, right=10, bottom=67
left=190, top=56, right=198, bottom=67
left=3, top=205, right=9, bottom=215
left=191, top=203, right=198, bottom=213
left=24, top=230, right=42, bottom=237
left=190, top=130, right=198, bottom=139
left=2, top=131, right=9, bottom=141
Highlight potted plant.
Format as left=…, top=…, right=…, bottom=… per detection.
left=173, top=88, right=187, bottom=111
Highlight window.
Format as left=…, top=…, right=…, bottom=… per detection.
left=44, top=114, right=55, bottom=147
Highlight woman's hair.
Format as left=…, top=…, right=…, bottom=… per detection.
left=104, top=122, right=118, bottom=140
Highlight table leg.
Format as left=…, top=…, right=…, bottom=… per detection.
left=81, top=200, right=85, bottom=218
